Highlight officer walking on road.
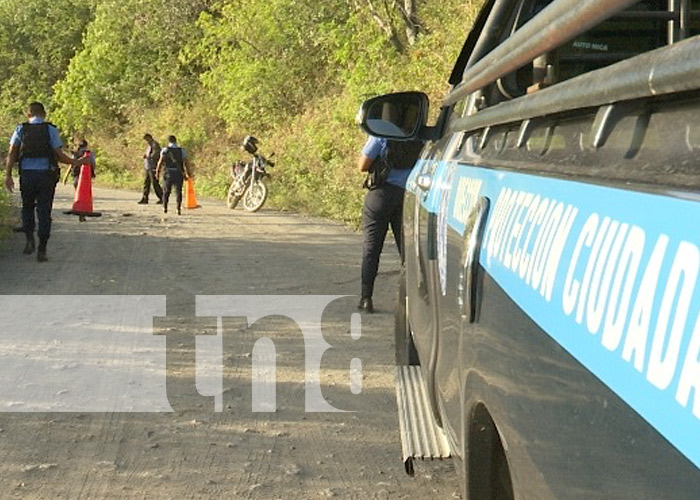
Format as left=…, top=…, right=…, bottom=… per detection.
left=156, top=135, right=192, bottom=215
left=4, top=102, right=86, bottom=262
left=138, top=133, right=163, bottom=204
left=357, top=136, right=423, bottom=313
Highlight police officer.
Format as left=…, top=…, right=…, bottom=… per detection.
left=155, top=135, right=193, bottom=215
left=63, top=139, right=96, bottom=223
left=138, top=133, right=163, bottom=204
left=4, top=102, right=85, bottom=262
left=63, top=139, right=95, bottom=189
left=357, top=136, right=423, bottom=313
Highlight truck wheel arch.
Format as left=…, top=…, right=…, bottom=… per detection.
left=463, top=402, right=514, bottom=500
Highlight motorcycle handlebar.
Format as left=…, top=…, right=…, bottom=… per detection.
left=258, top=155, right=274, bottom=167
left=238, top=148, right=275, bottom=167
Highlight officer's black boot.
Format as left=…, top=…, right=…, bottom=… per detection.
left=23, top=233, right=35, bottom=255
left=37, top=240, right=48, bottom=262
left=358, top=297, right=374, bottom=313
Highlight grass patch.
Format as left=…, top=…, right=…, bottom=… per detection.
left=0, top=187, right=16, bottom=239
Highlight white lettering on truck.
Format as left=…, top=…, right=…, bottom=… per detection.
left=485, top=188, right=577, bottom=302
left=561, top=213, right=700, bottom=418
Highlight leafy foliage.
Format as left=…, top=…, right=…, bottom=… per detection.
left=0, top=187, right=14, bottom=238
left=189, top=0, right=355, bottom=132
left=0, top=0, right=95, bottom=141
left=53, top=0, right=215, bottom=134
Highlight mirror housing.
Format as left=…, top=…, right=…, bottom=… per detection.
left=356, top=91, right=429, bottom=140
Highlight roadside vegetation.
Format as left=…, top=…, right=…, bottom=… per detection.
left=0, top=0, right=482, bottom=228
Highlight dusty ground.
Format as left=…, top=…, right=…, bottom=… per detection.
left=0, top=183, right=458, bottom=499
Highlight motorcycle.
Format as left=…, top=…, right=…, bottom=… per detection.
left=226, top=136, right=274, bottom=212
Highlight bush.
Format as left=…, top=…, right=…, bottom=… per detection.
left=0, top=187, right=15, bottom=239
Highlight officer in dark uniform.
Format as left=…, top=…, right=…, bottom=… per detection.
left=4, top=102, right=85, bottom=262
left=138, top=133, right=163, bottom=204
left=155, top=135, right=193, bottom=215
left=357, top=136, right=424, bottom=312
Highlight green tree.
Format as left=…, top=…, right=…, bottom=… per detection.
left=53, top=0, right=214, bottom=134
left=188, top=0, right=355, bottom=133
left=0, top=0, right=95, bottom=136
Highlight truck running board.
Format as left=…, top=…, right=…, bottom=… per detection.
left=395, top=365, right=452, bottom=476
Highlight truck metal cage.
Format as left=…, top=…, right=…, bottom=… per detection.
left=444, top=0, right=700, bottom=124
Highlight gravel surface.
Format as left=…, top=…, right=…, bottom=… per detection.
left=0, top=183, right=458, bottom=499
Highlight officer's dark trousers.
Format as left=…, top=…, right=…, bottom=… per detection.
left=162, top=170, right=184, bottom=211
left=361, top=183, right=404, bottom=299
left=20, top=169, right=57, bottom=248
left=142, top=168, right=163, bottom=201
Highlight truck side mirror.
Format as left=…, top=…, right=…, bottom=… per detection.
left=356, top=91, right=429, bottom=140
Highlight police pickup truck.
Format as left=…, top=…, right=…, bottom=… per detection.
left=356, top=0, right=700, bottom=498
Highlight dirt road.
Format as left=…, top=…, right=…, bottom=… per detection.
left=0, top=184, right=458, bottom=499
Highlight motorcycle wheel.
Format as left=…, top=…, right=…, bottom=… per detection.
left=243, top=179, right=268, bottom=212
left=226, top=181, right=245, bottom=209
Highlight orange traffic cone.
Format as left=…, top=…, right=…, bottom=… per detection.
left=64, top=153, right=102, bottom=218
left=184, top=178, right=201, bottom=209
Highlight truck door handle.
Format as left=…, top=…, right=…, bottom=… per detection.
left=416, top=174, right=432, bottom=192
left=459, top=196, right=490, bottom=322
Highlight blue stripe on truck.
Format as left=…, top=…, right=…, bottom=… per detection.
left=408, top=160, right=700, bottom=468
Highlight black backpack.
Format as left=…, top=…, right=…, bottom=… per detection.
left=364, top=139, right=424, bottom=190
left=164, top=147, right=184, bottom=173
left=18, top=122, right=59, bottom=179
left=19, top=123, right=55, bottom=161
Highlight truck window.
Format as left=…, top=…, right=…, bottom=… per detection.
left=485, top=0, right=700, bottom=103
left=555, top=0, right=670, bottom=82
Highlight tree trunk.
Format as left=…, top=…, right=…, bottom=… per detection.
left=398, top=0, right=420, bottom=46
left=355, top=0, right=405, bottom=52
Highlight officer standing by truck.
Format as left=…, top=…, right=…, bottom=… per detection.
left=357, top=135, right=423, bottom=312
left=4, top=101, right=86, bottom=262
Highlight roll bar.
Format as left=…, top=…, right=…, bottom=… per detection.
left=447, top=35, right=700, bottom=133
left=442, top=0, right=641, bottom=107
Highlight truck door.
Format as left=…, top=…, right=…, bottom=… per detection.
left=406, top=132, right=469, bottom=422
left=405, top=155, right=439, bottom=366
